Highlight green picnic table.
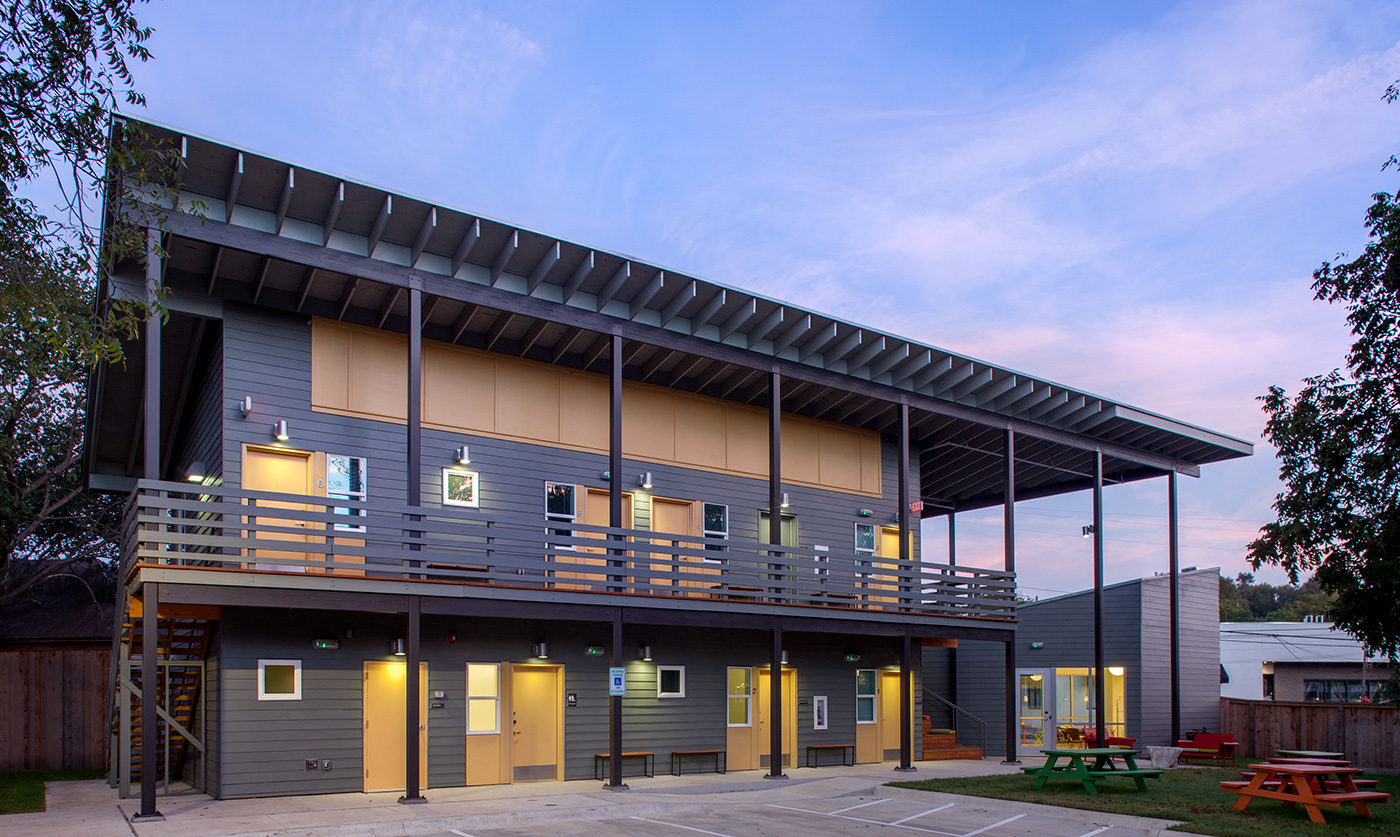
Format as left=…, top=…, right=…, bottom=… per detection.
left=1275, top=749, right=1346, bottom=760
left=1022, top=748, right=1162, bottom=793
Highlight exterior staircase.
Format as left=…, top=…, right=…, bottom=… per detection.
left=922, top=720, right=984, bottom=760
left=110, top=598, right=214, bottom=791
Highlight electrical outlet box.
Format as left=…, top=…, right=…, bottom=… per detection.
left=305, top=759, right=318, bottom=771
left=321, top=760, right=332, bottom=771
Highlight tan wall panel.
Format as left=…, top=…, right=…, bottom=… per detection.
left=819, top=425, right=863, bottom=492
left=465, top=734, right=503, bottom=786
left=726, top=406, right=769, bottom=478
left=623, top=387, right=677, bottom=461
left=558, top=373, right=608, bottom=450
left=495, top=359, right=560, bottom=443
left=310, top=321, right=350, bottom=410
left=424, top=343, right=496, bottom=433
left=675, top=398, right=728, bottom=469
left=781, top=417, right=821, bottom=485
left=860, top=434, right=883, bottom=495
left=349, top=328, right=408, bottom=419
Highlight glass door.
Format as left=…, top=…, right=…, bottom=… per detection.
left=1018, top=668, right=1053, bottom=747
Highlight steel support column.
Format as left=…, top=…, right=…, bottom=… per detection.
left=895, top=404, right=916, bottom=772
left=133, top=229, right=163, bottom=822
left=897, top=632, right=916, bottom=772
left=948, top=513, right=956, bottom=566
left=1169, top=471, right=1181, bottom=742
left=1093, top=450, right=1106, bottom=745
left=606, top=610, right=627, bottom=790
left=767, top=623, right=786, bottom=779
left=610, top=332, right=623, bottom=591
left=768, top=370, right=781, bottom=547
left=407, top=285, right=422, bottom=507
left=1002, top=429, right=1019, bottom=765
left=400, top=596, right=425, bottom=803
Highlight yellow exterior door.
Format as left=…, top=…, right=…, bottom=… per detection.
left=243, top=446, right=314, bottom=572
left=510, top=665, right=562, bottom=782
left=726, top=666, right=756, bottom=771
left=880, top=670, right=905, bottom=761
left=756, top=667, right=797, bottom=769
left=556, top=489, right=630, bottom=589
left=362, top=661, right=428, bottom=793
left=652, top=497, right=714, bottom=594
left=866, top=526, right=903, bottom=606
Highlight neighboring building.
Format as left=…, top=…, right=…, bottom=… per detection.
left=1220, top=622, right=1392, bottom=703
left=925, top=568, right=1220, bottom=755
left=88, top=117, right=1251, bottom=808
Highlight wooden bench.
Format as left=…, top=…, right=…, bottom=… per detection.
left=594, top=751, right=655, bottom=780
left=671, top=749, right=726, bottom=775
left=1241, top=772, right=1379, bottom=791
left=1085, top=768, right=1162, bottom=791
left=806, top=743, right=855, bottom=767
left=1316, top=791, right=1389, bottom=818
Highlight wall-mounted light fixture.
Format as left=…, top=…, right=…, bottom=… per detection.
left=780, top=650, right=789, bottom=665
left=638, top=645, right=653, bottom=661
left=638, top=472, right=653, bottom=489
left=273, top=420, right=290, bottom=441
left=780, top=492, right=790, bottom=509
left=1081, top=524, right=1096, bottom=538
left=532, top=642, right=548, bottom=659
left=390, top=638, right=406, bottom=656
left=454, top=446, right=471, bottom=465
left=241, top=395, right=253, bottom=417
left=1107, top=666, right=1125, bottom=677
left=186, top=461, right=207, bottom=483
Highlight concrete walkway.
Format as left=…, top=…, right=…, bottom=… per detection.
left=7, top=760, right=1210, bottom=837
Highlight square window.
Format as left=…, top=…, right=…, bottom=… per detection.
left=258, top=659, right=302, bottom=700
left=727, top=667, right=751, bottom=727
left=657, top=666, right=685, bottom=698
left=443, top=468, right=480, bottom=507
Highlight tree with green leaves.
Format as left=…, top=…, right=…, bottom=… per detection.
left=1, top=0, right=175, bottom=605
left=1248, top=83, right=1400, bottom=666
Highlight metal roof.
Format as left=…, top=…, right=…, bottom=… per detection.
left=88, top=116, right=1252, bottom=512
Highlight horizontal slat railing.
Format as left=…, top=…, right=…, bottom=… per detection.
left=126, top=480, right=1015, bottom=619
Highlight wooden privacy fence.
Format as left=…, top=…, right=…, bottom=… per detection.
left=1221, top=698, right=1399, bottom=770
left=0, top=642, right=111, bottom=770
left=126, top=480, right=1017, bottom=619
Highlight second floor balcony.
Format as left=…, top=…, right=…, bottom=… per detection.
left=124, top=480, right=1017, bottom=623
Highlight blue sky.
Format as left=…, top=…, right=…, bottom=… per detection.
left=125, top=0, right=1400, bottom=599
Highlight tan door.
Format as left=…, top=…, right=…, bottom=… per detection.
left=510, top=665, right=562, bottom=782
left=756, top=667, right=797, bottom=769
left=556, top=490, right=631, bottom=590
left=652, top=497, right=714, bottom=595
left=725, top=666, right=756, bottom=771
left=243, top=446, right=314, bottom=572
left=866, top=526, right=903, bottom=606
left=363, top=661, right=428, bottom=793
left=880, top=670, right=906, bottom=761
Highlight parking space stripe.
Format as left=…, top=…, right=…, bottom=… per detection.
left=767, top=804, right=963, bottom=836
left=629, top=816, right=736, bottom=837
left=891, top=803, right=956, bottom=825
left=1077, top=827, right=1113, bottom=837
left=831, top=798, right=892, bottom=814
left=448, top=830, right=478, bottom=837
left=962, top=814, right=1026, bottom=836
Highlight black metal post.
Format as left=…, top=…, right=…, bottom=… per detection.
left=767, top=624, right=786, bottom=779
left=1002, top=429, right=1019, bottom=765
left=769, top=370, right=781, bottom=547
left=948, top=512, right=955, bottom=566
left=607, top=610, right=627, bottom=789
left=133, top=229, right=163, bottom=823
left=1093, top=450, right=1106, bottom=746
left=1169, top=471, right=1181, bottom=742
left=898, top=402, right=911, bottom=610
left=609, top=333, right=623, bottom=591
left=400, top=596, right=424, bottom=803
left=407, top=285, right=422, bottom=507
left=896, top=633, right=916, bottom=772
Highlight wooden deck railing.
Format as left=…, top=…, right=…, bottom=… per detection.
left=124, top=480, right=1015, bottom=619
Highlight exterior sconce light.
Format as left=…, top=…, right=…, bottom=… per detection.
left=639, top=645, right=653, bottom=661
left=186, top=461, right=207, bottom=483
left=273, top=420, right=290, bottom=441
left=390, top=638, right=406, bottom=656
left=638, top=472, right=653, bottom=489
left=1081, top=525, right=1095, bottom=538
left=780, top=650, right=789, bottom=665
left=454, top=446, right=470, bottom=464
left=532, top=642, right=548, bottom=659
left=1107, top=666, right=1125, bottom=677
left=780, top=493, right=790, bottom=509
left=241, top=395, right=253, bottom=417
left=844, top=652, right=860, bottom=663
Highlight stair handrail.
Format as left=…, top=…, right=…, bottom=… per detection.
left=923, top=688, right=987, bottom=755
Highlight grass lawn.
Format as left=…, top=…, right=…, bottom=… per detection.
left=890, top=762, right=1399, bottom=837
left=0, top=769, right=105, bottom=815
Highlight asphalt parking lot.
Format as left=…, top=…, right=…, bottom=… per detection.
left=427, top=793, right=1155, bottom=837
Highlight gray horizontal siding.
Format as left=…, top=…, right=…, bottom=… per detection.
left=172, top=330, right=224, bottom=485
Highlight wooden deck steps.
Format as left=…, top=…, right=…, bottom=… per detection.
left=923, top=728, right=982, bottom=760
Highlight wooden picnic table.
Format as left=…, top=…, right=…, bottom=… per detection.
left=1221, top=762, right=1389, bottom=824
left=1266, top=757, right=1351, bottom=766
left=1022, top=748, right=1161, bottom=793
left=1274, top=749, right=1345, bottom=760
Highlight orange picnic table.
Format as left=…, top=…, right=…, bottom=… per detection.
left=1221, top=762, right=1389, bottom=824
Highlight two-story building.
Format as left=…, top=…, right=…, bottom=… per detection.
left=87, top=117, right=1252, bottom=818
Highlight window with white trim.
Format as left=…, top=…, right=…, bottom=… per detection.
left=727, top=667, right=752, bottom=726
left=467, top=663, right=500, bottom=733
left=258, top=659, right=302, bottom=700
left=702, top=503, right=728, bottom=562
left=854, top=523, right=876, bottom=578
left=545, top=482, right=577, bottom=550
left=327, top=454, right=367, bottom=532
left=657, top=665, right=686, bottom=698
left=856, top=669, right=876, bottom=723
